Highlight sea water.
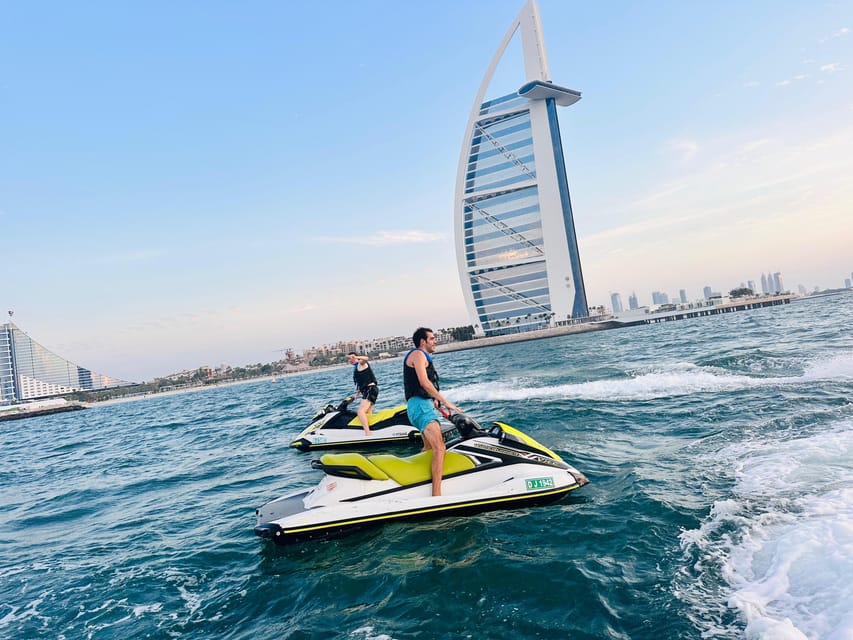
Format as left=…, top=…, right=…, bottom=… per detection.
left=1, top=292, right=851, bottom=639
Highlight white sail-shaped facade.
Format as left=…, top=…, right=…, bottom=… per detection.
left=454, top=0, right=588, bottom=337
left=0, top=322, right=130, bottom=402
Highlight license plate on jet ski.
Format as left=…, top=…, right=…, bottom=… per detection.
left=525, top=477, right=555, bottom=490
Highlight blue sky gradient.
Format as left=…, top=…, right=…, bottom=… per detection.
left=2, top=1, right=851, bottom=381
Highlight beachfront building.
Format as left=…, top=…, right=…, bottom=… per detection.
left=0, top=322, right=130, bottom=403
left=454, top=0, right=588, bottom=337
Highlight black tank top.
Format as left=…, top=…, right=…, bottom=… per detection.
left=353, top=364, right=377, bottom=393
left=403, top=349, right=439, bottom=400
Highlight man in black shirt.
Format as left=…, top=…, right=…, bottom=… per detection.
left=403, top=328, right=461, bottom=496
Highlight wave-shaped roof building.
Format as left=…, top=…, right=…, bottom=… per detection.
left=0, top=322, right=130, bottom=403
left=454, top=0, right=588, bottom=337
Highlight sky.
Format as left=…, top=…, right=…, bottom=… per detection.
left=1, top=1, right=851, bottom=382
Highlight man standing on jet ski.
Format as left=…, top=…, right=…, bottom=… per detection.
left=403, top=327, right=462, bottom=497
left=347, top=352, right=378, bottom=436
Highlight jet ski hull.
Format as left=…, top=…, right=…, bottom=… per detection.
left=254, top=483, right=579, bottom=544
left=258, top=420, right=589, bottom=545
left=291, top=400, right=420, bottom=451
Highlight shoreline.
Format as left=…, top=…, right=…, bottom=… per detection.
left=435, top=319, right=615, bottom=353
left=85, top=363, right=355, bottom=408
left=84, top=293, right=803, bottom=408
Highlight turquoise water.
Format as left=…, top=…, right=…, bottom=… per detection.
left=2, top=293, right=852, bottom=639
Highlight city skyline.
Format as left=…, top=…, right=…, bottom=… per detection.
left=2, top=1, right=851, bottom=382
left=617, top=269, right=802, bottom=309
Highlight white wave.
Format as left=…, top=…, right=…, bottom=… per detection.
left=802, top=351, right=853, bottom=381
left=679, top=420, right=853, bottom=639
left=449, top=351, right=853, bottom=403
left=450, top=363, right=773, bottom=402
left=132, top=602, right=163, bottom=617
left=0, top=592, right=50, bottom=630
left=350, top=625, right=398, bottom=640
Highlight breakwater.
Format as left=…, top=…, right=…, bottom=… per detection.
left=0, top=401, right=86, bottom=422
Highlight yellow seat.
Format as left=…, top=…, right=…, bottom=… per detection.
left=319, top=453, right=389, bottom=480
left=368, top=451, right=475, bottom=486
left=346, top=405, right=408, bottom=427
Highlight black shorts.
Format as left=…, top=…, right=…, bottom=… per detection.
left=361, top=384, right=379, bottom=404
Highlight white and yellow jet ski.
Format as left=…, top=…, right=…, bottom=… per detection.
left=257, top=414, right=589, bottom=545
left=290, top=396, right=420, bottom=451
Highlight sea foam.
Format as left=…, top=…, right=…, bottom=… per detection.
left=679, top=420, right=853, bottom=639
left=451, top=352, right=853, bottom=403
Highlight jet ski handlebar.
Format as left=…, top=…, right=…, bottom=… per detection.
left=447, top=412, right=488, bottom=439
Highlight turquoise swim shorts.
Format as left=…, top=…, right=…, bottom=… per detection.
left=406, top=396, right=441, bottom=432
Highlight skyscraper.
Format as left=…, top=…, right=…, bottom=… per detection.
left=0, top=322, right=129, bottom=403
left=610, top=293, right=623, bottom=314
left=454, top=0, right=588, bottom=337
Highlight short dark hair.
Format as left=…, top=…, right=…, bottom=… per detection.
left=412, top=327, right=433, bottom=348
left=347, top=352, right=357, bottom=357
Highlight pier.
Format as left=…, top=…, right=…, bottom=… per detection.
left=610, top=294, right=794, bottom=327
left=437, top=294, right=796, bottom=353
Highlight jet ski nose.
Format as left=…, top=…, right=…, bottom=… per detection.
left=254, top=523, right=283, bottom=540
left=572, top=470, right=590, bottom=486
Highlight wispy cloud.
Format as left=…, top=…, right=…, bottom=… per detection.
left=776, top=74, right=810, bottom=86
left=287, top=303, right=317, bottom=314
left=583, top=209, right=699, bottom=243
left=630, top=182, right=689, bottom=210
left=120, top=306, right=245, bottom=337
left=592, top=122, right=853, bottom=250
left=667, top=138, right=699, bottom=161
left=820, top=62, right=844, bottom=73
left=820, top=27, right=849, bottom=43
left=92, top=249, right=166, bottom=265
left=738, top=138, right=771, bottom=154
left=316, top=230, right=446, bottom=246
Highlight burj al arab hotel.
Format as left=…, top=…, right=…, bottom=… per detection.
left=454, top=0, right=588, bottom=337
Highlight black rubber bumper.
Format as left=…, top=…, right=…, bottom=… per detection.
left=254, top=523, right=284, bottom=541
